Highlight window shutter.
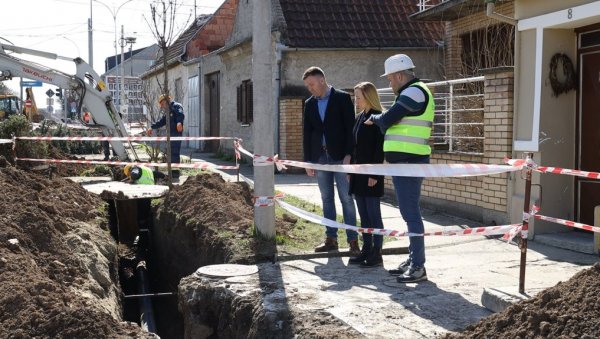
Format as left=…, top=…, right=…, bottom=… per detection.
left=247, top=81, right=253, bottom=123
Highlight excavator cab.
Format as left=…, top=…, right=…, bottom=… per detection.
left=0, top=94, right=21, bottom=120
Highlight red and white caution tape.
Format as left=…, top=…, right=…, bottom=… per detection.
left=536, top=166, right=600, bottom=179
left=235, top=144, right=281, bottom=168
left=253, top=193, right=285, bottom=207
left=15, top=157, right=239, bottom=170
left=15, top=136, right=241, bottom=142
left=504, top=156, right=600, bottom=180
left=0, top=139, right=13, bottom=145
left=522, top=205, right=540, bottom=222
left=236, top=144, right=519, bottom=177
left=534, top=214, right=600, bottom=233
left=276, top=199, right=523, bottom=238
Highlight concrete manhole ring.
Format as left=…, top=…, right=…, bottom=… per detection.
left=196, top=264, right=259, bottom=278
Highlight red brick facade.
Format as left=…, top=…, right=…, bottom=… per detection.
left=186, top=0, right=238, bottom=58
left=279, top=97, right=304, bottom=162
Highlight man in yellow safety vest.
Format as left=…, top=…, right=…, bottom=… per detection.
left=123, top=164, right=156, bottom=185
left=365, top=54, right=434, bottom=283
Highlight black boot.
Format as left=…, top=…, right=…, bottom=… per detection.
left=349, top=243, right=372, bottom=264
left=360, top=247, right=383, bottom=267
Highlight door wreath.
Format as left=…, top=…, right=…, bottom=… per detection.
left=549, top=53, right=577, bottom=97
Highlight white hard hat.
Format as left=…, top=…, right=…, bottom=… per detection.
left=381, top=54, right=416, bottom=77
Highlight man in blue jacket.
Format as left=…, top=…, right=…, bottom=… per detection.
left=302, top=66, right=359, bottom=255
left=147, top=94, right=185, bottom=179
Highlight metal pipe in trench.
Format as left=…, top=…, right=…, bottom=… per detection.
left=137, top=260, right=157, bottom=333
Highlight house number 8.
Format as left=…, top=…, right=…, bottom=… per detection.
left=567, top=9, right=572, bottom=19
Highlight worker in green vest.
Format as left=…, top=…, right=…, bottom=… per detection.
left=123, top=164, right=156, bottom=185
left=365, top=54, right=434, bottom=283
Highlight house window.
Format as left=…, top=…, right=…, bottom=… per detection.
left=461, top=23, right=514, bottom=76
left=237, top=80, right=253, bottom=125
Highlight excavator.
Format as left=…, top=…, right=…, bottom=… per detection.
left=0, top=43, right=138, bottom=161
left=0, top=94, right=20, bottom=120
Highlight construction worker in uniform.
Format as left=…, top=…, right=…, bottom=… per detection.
left=365, top=54, right=434, bottom=283
left=123, top=164, right=156, bottom=185
left=147, top=94, right=185, bottom=179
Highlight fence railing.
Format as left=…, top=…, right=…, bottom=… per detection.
left=378, top=76, right=485, bottom=155
left=416, top=0, right=448, bottom=12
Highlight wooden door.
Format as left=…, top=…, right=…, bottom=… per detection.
left=577, top=51, right=600, bottom=225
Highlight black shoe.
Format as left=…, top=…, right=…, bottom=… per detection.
left=388, top=258, right=411, bottom=276
left=349, top=245, right=372, bottom=265
left=396, top=267, right=427, bottom=283
left=360, top=248, right=383, bottom=267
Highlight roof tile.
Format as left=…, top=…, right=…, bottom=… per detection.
left=279, top=0, right=443, bottom=48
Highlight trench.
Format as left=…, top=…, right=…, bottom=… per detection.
left=106, top=198, right=188, bottom=338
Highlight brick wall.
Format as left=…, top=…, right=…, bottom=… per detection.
left=186, top=0, right=238, bottom=58
left=279, top=97, right=304, bottom=162
left=481, top=69, right=514, bottom=213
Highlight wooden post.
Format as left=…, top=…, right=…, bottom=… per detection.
left=519, top=153, right=533, bottom=294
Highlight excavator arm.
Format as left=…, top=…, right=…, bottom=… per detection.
left=0, top=43, right=138, bottom=161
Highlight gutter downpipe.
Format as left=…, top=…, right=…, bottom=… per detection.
left=275, top=43, right=284, bottom=159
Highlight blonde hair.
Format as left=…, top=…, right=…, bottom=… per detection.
left=354, top=82, right=383, bottom=112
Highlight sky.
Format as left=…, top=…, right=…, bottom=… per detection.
left=1, top=0, right=225, bottom=100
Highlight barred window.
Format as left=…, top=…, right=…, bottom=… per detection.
left=236, top=80, right=253, bottom=125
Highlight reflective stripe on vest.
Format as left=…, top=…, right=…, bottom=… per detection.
left=135, top=166, right=155, bottom=185
left=383, top=81, right=434, bottom=155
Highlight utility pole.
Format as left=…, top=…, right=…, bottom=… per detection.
left=88, top=0, right=93, bottom=68
left=120, top=25, right=126, bottom=117
left=252, top=0, right=275, bottom=238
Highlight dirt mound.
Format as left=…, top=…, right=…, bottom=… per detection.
left=443, top=264, right=600, bottom=338
left=0, top=165, right=153, bottom=338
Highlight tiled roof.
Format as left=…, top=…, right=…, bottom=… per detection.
left=278, top=0, right=444, bottom=48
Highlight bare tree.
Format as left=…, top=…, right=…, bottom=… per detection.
left=145, top=0, right=191, bottom=185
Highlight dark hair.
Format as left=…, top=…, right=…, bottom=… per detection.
left=302, top=66, right=325, bottom=80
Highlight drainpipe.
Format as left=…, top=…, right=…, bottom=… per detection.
left=198, top=57, right=203, bottom=150
left=275, top=43, right=284, bottom=159
left=485, top=0, right=516, bottom=25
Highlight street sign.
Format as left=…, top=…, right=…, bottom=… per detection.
left=21, top=80, right=43, bottom=87
left=25, top=100, right=32, bottom=108
left=45, top=89, right=55, bottom=98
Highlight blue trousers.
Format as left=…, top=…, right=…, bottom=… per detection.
left=315, top=152, right=358, bottom=242
left=391, top=156, right=429, bottom=268
left=355, top=195, right=383, bottom=249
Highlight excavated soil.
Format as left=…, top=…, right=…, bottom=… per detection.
left=443, top=263, right=600, bottom=339
left=0, top=158, right=153, bottom=338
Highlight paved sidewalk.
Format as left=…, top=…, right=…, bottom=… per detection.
left=184, top=148, right=599, bottom=337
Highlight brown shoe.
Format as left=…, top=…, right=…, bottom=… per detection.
left=348, top=240, right=361, bottom=256
left=315, top=237, right=338, bottom=252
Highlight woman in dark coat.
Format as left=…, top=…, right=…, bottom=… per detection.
left=348, top=82, right=385, bottom=267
